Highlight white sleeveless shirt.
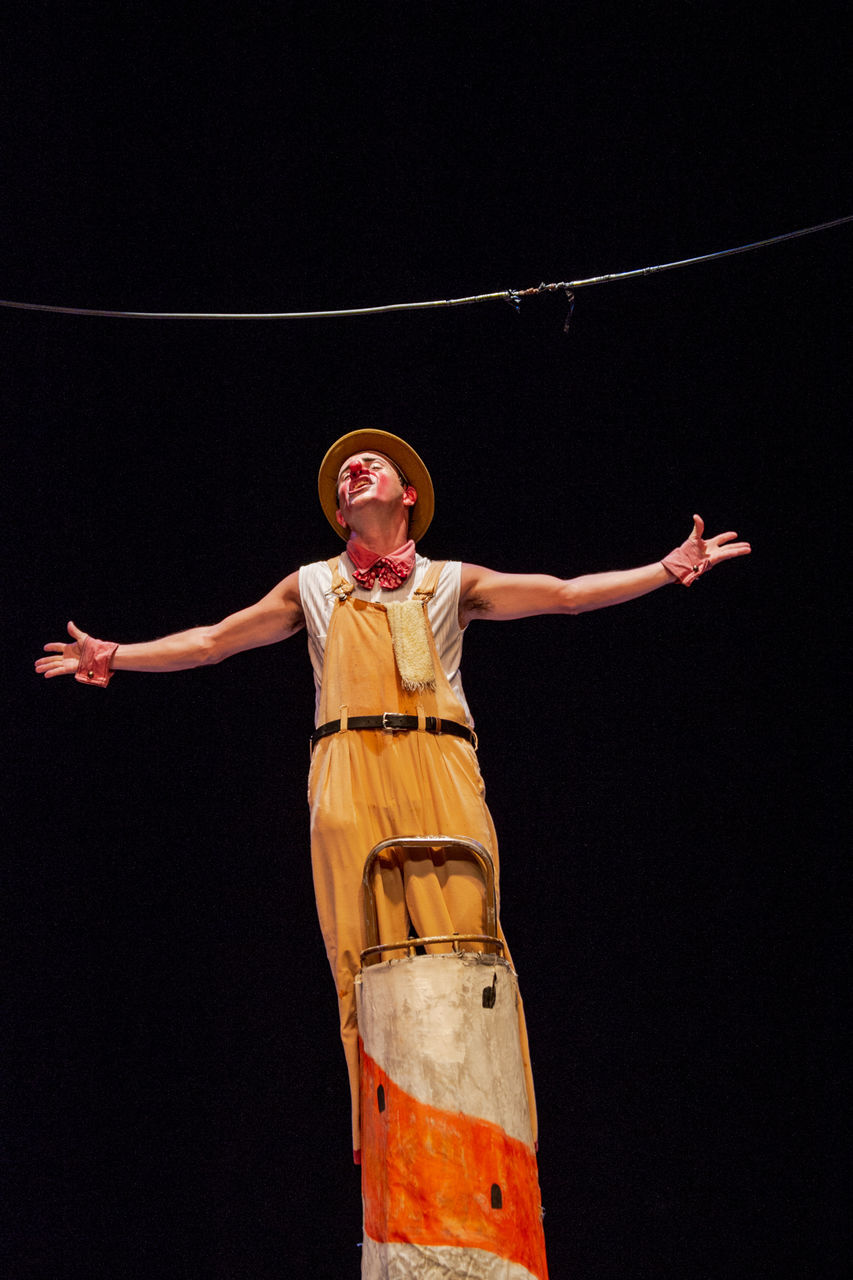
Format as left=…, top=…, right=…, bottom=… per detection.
left=298, top=554, right=473, bottom=727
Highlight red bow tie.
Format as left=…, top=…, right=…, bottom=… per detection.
left=347, top=539, right=416, bottom=590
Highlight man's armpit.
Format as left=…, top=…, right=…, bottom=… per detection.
left=464, top=592, right=495, bottom=616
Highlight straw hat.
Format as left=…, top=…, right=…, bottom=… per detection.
left=317, top=429, right=435, bottom=541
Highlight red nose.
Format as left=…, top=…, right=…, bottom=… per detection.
left=348, top=462, right=365, bottom=480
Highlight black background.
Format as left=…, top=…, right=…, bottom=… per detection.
left=3, top=5, right=850, bottom=1278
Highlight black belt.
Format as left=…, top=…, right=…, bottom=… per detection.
left=311, top=713, right=477, bottom=750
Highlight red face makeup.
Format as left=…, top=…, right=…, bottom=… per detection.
left=337, top=453, right=402, bottom=508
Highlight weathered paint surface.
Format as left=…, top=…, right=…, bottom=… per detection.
left=357, top=952, right=547, bottom=1280
left=357, top=953, right=533, bottom=1144
left=360, top=1046, right=547, bottom=1277
left=361, top=1236, right=545, bottom=1278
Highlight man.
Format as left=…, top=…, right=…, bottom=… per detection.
left=36, top=428, right=751, bottom=1160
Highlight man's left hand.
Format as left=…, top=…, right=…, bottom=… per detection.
left=663, top=514, right=751, bottom=585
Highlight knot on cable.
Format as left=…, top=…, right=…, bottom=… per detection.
left=503, top=282, right=576, bottom=333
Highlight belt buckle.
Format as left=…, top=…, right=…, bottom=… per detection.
left=381, top=712, right=404, bottom=733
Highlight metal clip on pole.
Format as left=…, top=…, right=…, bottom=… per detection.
left=360, top=835, right=504, bottom=967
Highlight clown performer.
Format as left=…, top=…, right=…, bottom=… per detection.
left=35, top=429, right=751, bottom=1162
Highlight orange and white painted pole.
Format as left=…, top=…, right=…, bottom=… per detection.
left=356, top=837, right=548, bottom=1279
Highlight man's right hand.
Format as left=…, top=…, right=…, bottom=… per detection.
left=34, top=569, right=306, bottom=681
left=35, top=620, right=86, bottom=678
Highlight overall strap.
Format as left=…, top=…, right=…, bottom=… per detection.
left=326, top=556, right=354, bottom=602
left=412, top=560, right=446, bottom=602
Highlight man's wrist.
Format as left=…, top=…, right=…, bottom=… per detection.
left=661, top=544, right=710, bottom=587
left=75, top=635, right=119, bottom=687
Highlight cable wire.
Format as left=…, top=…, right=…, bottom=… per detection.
left=1, top=216, right=850, bottom=321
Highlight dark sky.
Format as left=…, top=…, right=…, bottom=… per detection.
left=4, top=7, right=850, bottom=1279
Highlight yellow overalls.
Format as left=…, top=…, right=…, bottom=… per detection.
left=307, top=557, right=537, bottom=1155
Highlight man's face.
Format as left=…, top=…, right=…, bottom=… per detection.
left=335, top=452, right=415, bottom=529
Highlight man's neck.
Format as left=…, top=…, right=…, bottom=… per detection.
left=345, top=516, right=412, bottom=558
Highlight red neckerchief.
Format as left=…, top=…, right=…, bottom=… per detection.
left=346, top=538, right=416, bottom=590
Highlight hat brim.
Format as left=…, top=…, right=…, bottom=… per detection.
left=318, top=430, right=435, bottom=542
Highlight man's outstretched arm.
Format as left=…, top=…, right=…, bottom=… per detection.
left=35, top=571, right=305, bottom=679
left=460, top=515, right=750, bottom=625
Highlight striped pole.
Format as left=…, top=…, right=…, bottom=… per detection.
left=357, top=838, right=548, bottom=1279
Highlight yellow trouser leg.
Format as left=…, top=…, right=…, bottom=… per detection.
left=308, top=730, right=538, bottom=1153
